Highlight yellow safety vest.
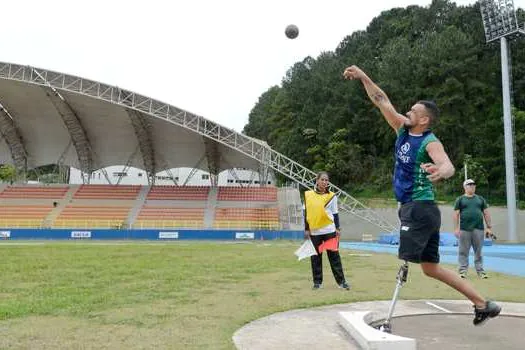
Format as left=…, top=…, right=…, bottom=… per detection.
left=305, top=190, right=335, bottom=230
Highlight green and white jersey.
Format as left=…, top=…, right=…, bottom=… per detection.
left=394, top=127, right=438, bottom=203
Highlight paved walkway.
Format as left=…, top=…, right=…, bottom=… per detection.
left=232, top=300, right=525, bottom=349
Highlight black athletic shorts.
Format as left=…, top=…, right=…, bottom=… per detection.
left=398, top=200, right=441, bottom=263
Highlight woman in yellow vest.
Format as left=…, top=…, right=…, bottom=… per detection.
left=304, top=172, right=350, bottom=290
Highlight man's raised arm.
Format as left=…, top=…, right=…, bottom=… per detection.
left=343, top=65, right=408, bottom=131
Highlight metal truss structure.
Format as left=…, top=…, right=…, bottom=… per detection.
left=115, top=146, right=140, bottom=186
left=0, top=102, right=27, bottom=174
left=126, top=108, right=157, bottom=184
left=0, top=62, right=397, bottom=232
left=30, top=68, right=94, bottom=182
left=203, top=137, right=220, bottom=187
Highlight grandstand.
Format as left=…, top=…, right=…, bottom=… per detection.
left=0, top=184, right=296, bottom=232
left=0, top=61, right=397, bottom=240
left=0, top=184, right=67, bottom=228
left=0, top=176, right=300, bottom=233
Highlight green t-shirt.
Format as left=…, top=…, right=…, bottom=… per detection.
left=453, top=194, right=488, bottom=231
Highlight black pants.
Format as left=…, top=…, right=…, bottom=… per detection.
left=310, top=232, right=346, bottom=285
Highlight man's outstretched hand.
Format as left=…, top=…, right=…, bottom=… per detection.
left=343, top=65, right=366, bottom=80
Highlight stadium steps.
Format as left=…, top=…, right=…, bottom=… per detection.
left=203, top=187, right=218, bottom=228
left=125, top=185, right=151, bottom=228
left=43, top=185, right=80, bottom=227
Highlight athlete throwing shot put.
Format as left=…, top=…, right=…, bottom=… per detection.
left=343, top=65, right=501, bottom=326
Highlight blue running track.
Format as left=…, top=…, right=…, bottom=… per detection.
left=341, top=242, right=525, bottom=277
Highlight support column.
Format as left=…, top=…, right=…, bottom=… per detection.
left=500, top=36, right=517, bottom=242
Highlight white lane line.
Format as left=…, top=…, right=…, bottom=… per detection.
left=425, top=301, right=453, bottom=313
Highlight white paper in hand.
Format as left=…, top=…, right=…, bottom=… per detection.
left=294, top=239, right=317, bottom=261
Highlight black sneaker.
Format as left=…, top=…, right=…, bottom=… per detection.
left=459, top=271, right=467, bottom=279
left=312, top=283, right=322, bottom=290
left=473, top=300, right=501, bottom=326
left=339, top=282, right=350, bottom=290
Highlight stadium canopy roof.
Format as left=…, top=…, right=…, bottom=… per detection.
left=0, top=61, right=266, bottom=177
left=0, top=61, right=397, bottom=233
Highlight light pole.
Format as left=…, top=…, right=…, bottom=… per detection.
left=479, top=0, right=524, bottom=242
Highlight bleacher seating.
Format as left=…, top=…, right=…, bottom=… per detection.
left=73, top=184, right=141, bottom=200
left=146, top=186, right=209, bottom=200
left=133, top=206, right=205, bottom=229
left=0, top=185, right=68, bottom=199
left=0, top=184, right=285, bottom=231
left=217, top=186, right=277, bottom=201
left=53, top=205, right=131, bottom=229
left=0, top=204, right=52, bottom=228
left=214, top=207, right=279, bottom=229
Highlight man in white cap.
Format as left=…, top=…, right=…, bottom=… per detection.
left=453, top=179, right=492, bottom=279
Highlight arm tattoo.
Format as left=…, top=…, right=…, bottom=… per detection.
left=372, top=92, right=385, bottom=103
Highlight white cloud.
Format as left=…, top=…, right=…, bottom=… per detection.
left=0, top=0, right=517, bottom=131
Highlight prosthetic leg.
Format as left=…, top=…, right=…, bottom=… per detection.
left=378, top=261, right=409, bottom=333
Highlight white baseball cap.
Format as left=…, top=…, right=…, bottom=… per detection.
left=463, top=179, right=476, bottom=186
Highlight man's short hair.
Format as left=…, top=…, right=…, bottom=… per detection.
left=417, top=100, right=439, bottom=126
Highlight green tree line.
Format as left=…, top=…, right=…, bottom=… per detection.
left=243, top=0, right=525, bottom=205
left=0, top=164, right=68, bottom=184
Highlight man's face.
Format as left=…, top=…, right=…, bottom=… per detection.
left=464, top=183, right=476, bottom=195
left=405, top=103, right=428, bottom=129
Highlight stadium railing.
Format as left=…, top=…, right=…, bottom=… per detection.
left=0, top=219, right=44, bottom=228
left=132, top=220, right=204, bottom=229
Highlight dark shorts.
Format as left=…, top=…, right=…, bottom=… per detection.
left=398, top=200, right=441, bottom=263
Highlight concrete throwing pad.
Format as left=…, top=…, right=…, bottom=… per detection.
left=339, top=311, right=416, bottom=350
left=232, top=300, right=525, bottom=350
left=393, top=314, right=525, bottom=350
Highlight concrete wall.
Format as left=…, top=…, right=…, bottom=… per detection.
left=69, top=167, right=276, bottom=186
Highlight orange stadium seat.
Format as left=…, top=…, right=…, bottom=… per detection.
left=133, top=206, right=205, bottom=229
left=146, top=186, right=210, bottom=200
left=0, top=185, right=69, bottom=199
left=0, top=204, right=53, bottom=228
left=213, top=207, right=280, bottom=230
left=73, top=184, right=141, bottom=200
left=217, top=186, right=277, bottom=202
left=53, top=205, right=131, bottom=229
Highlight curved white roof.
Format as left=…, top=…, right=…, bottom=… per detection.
left=0, top=62, right=261, bottom=174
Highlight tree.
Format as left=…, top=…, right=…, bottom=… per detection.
left=243, top=0, right=525, bottom=201
left=0, top=164, right=16, bottom=184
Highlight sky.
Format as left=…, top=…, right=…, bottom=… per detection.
left=1, top=0, right=520, bottom=132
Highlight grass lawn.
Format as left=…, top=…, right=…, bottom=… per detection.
left=1, top=240, right=524, bottom=349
